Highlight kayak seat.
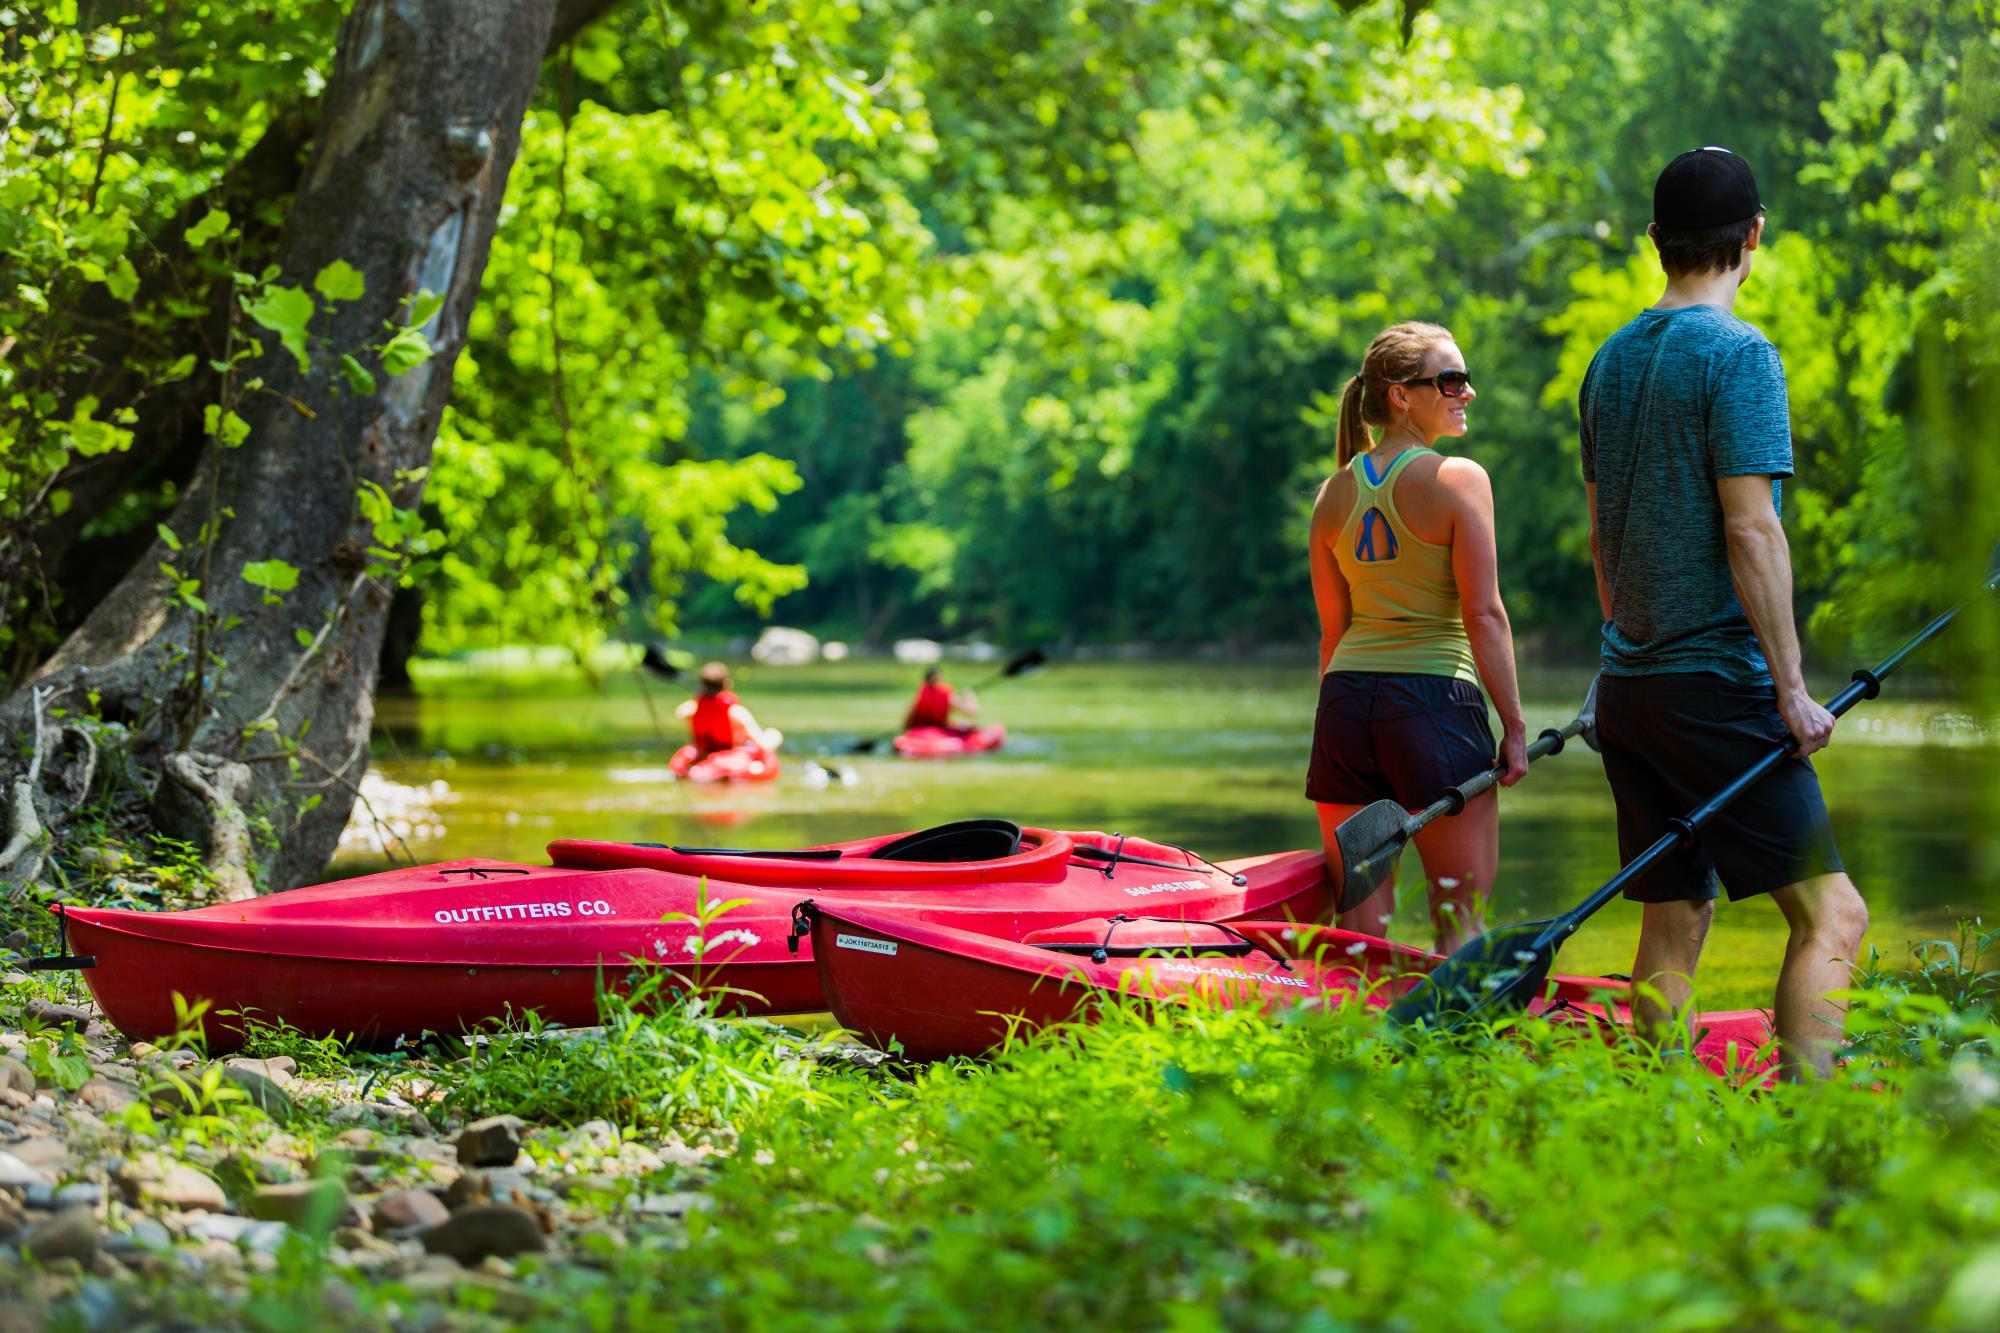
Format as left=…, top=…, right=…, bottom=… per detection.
left=871, top=819, right=1024, bottom=863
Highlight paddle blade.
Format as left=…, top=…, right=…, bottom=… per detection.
left=1577, top=673, right=1602, bottom=753
left=1004, top=647, right=1048, bottom=677
left=1332, top=800, right=1410, bottom=912
left=640, top=643, right=684, bottom=682
left=1386, top=919, right=1558, bottom=1030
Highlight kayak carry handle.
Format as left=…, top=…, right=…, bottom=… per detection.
left=643, top=843, right=844, bottom=861
left=23, top=955, right=95, bottom=971
left=787, top=900, right=818, bottom=956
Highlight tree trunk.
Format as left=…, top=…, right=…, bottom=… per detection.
left=3, top=0, right=561, bottom=893
left=23, top=0, right=625, bottom=638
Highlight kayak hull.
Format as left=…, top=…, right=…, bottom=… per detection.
left=893, top=724, right=1007, bottom=757
left=61, top=828, right=1332, bottom=1049
left=805, top=903, right=1777, bottom=1081
left=668, top=743, right=779, bottom=783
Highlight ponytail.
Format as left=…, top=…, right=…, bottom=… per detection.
left=1335, top=374, right=1369, bottom=467
left=1332, top=321, right=1455, bottom=470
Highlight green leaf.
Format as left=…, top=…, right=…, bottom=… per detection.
left=313, top=259, right=365, bottom=302
left=406, top=289, right=445, bottom=328
left=240, top=559, right=300, bottom=593
left=294, top=627, right=315, bottom=648
left=338, top=354, right=377, bottom=396
left=48, top=489, right=71, bottom=517
left=244, top=284, right=315, bottom=371
left=186, top=209, right=230, bottom=249
left=105, top=255, right=140, bottom=302
left=379, top=327, right=432, bottom=377
left=209, top=409, right=250, bottom=448
left=160, top=354, right=197, bottom=383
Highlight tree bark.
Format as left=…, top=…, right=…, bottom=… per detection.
left=4, top=0, right=562, bottom=892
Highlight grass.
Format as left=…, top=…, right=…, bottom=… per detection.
left=9, top=928, right=2000, bottom=1331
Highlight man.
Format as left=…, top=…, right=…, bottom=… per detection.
left=1580, top=146, right=1867, bottom=1079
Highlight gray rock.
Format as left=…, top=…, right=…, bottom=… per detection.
left=0, top=1149, right=50, bottom=1189
left=372, top=1187, right=449, bottom=1232
left=7, top=1135, right=70, bottom=1172
left=24, top=997, right=91, bottom=1027
left=219, top=1065, right=293, bottom=1123
left=53, top=1182, right=104, bottom=1209
left=4, top=927, right=30, bottom=951
left=73, top=1276, right=123, bottom=1332
left=455, top=1115, right=526, bottom=1167
left=188, top=1214, right=261, bottom=1243
left=224, top=1056, right=295, bottom=1086
left=139, top=1163, right=228, bottom=1211
left=102, top=1217, right=174, bottom=1255
left=633, top=1190, right=714, bottom=1219
left=75, top=1078, right=137, bottom=1114
left=0, top=1057, right=33, bottom=1095
left=23, top=1205, right=98, bottom=1265
left=418, top=1203, right=546, bottom=1265
left=247, top=1178, right=348, bottom=1227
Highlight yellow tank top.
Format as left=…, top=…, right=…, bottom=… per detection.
left=1326, top=446, right=1478, bottom=682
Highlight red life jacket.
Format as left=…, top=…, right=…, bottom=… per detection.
left=906, top=681, right=954, bottom=729
left=689, top=690, right=743, bottom=754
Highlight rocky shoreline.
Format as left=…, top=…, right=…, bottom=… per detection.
left=0, top=984, right=831, bottom=1330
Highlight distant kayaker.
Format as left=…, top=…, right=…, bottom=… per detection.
left=905, top=667, right=980, bottom=734
left=1581, top=147, right=1862, bottom=1079
left=675, top=662, right=777, bottom=756
left=1307, top=321, right=1528, bottom=954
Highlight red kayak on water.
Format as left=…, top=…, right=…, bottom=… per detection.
left=795, top=900, right=1778, bottom=1082
left=667, top=741, right=780, bottom=783
left=55, top=820, right=1330, bottom=1048
left=893, top=724, right=1007, bottom=758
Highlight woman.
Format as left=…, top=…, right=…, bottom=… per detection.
left=1307, top=321, right=1527, bottom=953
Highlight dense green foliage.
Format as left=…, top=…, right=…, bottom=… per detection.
left=13, top=930, right=2000, bottom=1330
left=7, top=1, right=1992, bottom=670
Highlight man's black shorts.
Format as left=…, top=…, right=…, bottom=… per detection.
left=1305, top=672, right=1496, bottom=808
left=1596, top=672, right=1844, bottom=903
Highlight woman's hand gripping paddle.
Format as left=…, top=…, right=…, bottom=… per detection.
left=1331, top=678, right=1600, bottom=913
left=841, top=647, right=1048, bottom=755
left=1390, top=547, right=2000, bottom=1031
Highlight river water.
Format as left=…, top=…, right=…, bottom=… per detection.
left=339, top=658, right=2000, bottom=1008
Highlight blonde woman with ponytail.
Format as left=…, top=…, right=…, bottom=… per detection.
left=1305, top=321, right=1527, bottom=953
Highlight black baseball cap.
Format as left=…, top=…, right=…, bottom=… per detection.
left=1652, top=147, right=1763, bottom=231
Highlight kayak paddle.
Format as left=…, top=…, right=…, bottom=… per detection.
left=1332, top=678, right=1600, bottom=913
left=842, top=646, right=1048, bottom=755
left=1390, top=548, right=2000, bottom=1031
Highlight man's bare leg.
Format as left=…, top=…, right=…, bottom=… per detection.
left=1768, top=872, right=1868, bottom=1080
left=1631, top=899, right=1715, bottom=1048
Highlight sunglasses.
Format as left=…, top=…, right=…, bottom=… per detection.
left=1399, top=370, right=1473, bottom=398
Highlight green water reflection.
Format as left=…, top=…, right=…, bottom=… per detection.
left=344, top=659, right=2000, bottom=1008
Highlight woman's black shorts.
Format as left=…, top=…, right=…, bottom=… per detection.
left=1305, top=671, right=1496, bottom=808
left=1596, top=672, right=1843, bottom=902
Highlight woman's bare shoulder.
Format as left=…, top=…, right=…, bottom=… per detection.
left=1311, top=468, right=1356, bottom=527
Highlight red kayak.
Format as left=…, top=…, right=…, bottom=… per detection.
left=668, top=741, right=779, bottom=783
left=57, top=821, right=1331, bottom=1048
left=798, top=901, right=1778, bottom=1082
left=893, top=724, right=1006, bottom=758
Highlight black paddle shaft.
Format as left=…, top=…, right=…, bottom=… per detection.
left=1539, top=582, right=1996, bottom=955
left=1348, top=705, right=1593, bottom=887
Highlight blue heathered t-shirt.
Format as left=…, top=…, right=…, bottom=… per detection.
left=1579, top=305, right=1792, bottom=685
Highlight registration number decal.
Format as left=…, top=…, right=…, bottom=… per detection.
left=835, top=933, right=898, bottom=956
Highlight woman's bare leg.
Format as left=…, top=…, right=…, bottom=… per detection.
left=1317, top=802, right=1396, bottom=935
left=1407, top=788, right=1498, bottom=955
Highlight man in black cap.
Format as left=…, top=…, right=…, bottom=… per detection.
left=1577, top=146, right=1866, bottom=1080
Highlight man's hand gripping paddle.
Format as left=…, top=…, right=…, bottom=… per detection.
left=1390, top=545, right=2000, bottom=1031
left=1331, top=678, right=1601, bottom=914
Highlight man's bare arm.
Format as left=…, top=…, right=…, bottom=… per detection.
left=1717, top=474, right=1833, bottom=757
